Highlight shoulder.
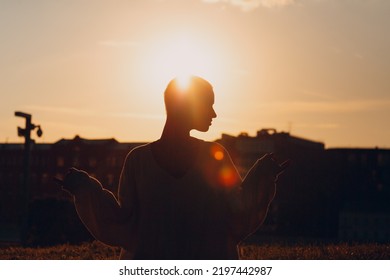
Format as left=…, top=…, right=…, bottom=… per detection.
left=128, top=143, right=151, bottom=155
left=198, top=140, right=241, bottom=188
left=120, top=143, right=153, bottom=178
left=123, top=143, right=152, bottom=164
left=198, top=140, right=231, bottom=161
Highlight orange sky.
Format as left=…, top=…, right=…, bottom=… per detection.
left=1, top=0, right=389, bottom=148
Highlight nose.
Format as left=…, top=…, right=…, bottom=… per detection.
left=211, top=107, right=217, bottom=119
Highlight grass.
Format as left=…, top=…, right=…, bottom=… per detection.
left=0, top=241, right=120, bottom=260
left=239, top=242, right=390, bottom=260
left=1, top=241, right=389, bottom=260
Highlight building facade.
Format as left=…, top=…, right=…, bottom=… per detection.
left=1, top=130, right=390, bottom=243
left=217, top=129, right=390, bottom=242
left=0, top=136, right=144, bottom=244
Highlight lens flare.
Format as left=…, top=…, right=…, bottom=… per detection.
left=218, top=166, right=239, bottom=189
left=210, top=144, right=225, bottom=161
left=214, top=150, right=224, bottom=161
left=208, top=144, right=239, bottom=188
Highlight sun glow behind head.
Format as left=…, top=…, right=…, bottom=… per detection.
left=142, top=30, right=222, bottom=96
left=175, top=74, right=192, bottom=91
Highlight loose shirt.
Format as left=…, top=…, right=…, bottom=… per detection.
left=71, top=140, right=271, bottom=259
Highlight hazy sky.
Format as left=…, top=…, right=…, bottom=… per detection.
left=1, top=0, right=389, bottom=147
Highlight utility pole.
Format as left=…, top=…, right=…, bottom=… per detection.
left=14, top=111, right=43, bottom=244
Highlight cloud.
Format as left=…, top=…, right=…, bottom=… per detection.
left=21, top=105, right=165, bottom=121
left=294, top=122, right=340, bottom=129
left=265, top=98, right=390, bottom=114
left=21, top=105, right=98, bottom=116
left=202, top=0, right=296, bottom=11
left=259, top=0, right=297, bottom=8
left=298, top=89, right=336, bottom=101
left=354, top=52, right=364, bottom=60
left=110, top=112, right=165, bottom=121
left=98, top=40, right=141, bottom=48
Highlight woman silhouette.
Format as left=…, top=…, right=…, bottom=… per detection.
left=61, top=76, right=287, bottom=259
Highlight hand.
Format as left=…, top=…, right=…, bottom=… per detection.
left=58, top=167, right=90, bottom=195
left=257, top=153, right=290, bottom=181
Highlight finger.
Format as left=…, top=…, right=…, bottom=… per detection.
left=263, top=153, right=273, bottom=159
left=53, top=177, right=63, bottom=186
left=276, top=160, right=290, bottom=176
left=279, top=159, right=291, bottom=170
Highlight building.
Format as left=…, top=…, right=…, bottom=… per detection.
left=326, top=148, right=390, bottom=242
left=217, top=129, right=332, bottom=238
left=216, top=128, right=325, bottom=176
left=1, top=130, right=390, bottom=244
left=217, top=129, right=390, bottom=242
left=0, top=136, right=144, bottom=244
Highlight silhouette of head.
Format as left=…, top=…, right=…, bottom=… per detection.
left=164, top=76, right=217, bottom=132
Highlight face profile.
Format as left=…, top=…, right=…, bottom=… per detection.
left=164, top=75, right=217, bottom=132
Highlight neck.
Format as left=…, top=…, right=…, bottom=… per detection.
left=160, top=118, right=192, bottom=144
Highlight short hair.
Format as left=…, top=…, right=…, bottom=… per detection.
left=164, top=76, right=213, bottom=116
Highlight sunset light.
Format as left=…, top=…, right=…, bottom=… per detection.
left=141, top=30, right=223, bottom=96
left=175, top=74, right=192, bottom=91
left=1, top=0, right=390, bottom=147
left=1, top=1, right=390, bottom=273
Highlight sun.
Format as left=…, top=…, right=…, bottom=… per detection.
left=175, top=74, right=192, bottom=91
left=141, top=30, right=222, bottom=94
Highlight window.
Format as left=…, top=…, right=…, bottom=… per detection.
left=106, top=156, right=117, bottom=167
left=89, top=157, right=97, bottom=168
left=41, top=173, right=49, bottom=184
left=72, top=156, right=80, bottom=166
left=360, top=154, right=367, bottom=165
left=57, top=156, right=64, bottom=167
left=348, top=153, right=357, bottom=164
left=377, top=153, right=384, bottom=166
left=107, top=174, right=114, bottom=186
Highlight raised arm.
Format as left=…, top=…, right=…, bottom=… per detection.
left=226, top=152, right=288, bottom=241
left=61, top=152, right=137, bottom=250
left=241, top=154, right=287, bottom=231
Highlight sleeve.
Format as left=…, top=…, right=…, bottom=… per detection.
left=71, top=150, right=137, bottom=250
left=237, top=157, right=277, bottom=238
left=216, top=146, right=276, bottom=242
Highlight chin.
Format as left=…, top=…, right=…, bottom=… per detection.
left=194, top=126, right=210, bottom=132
